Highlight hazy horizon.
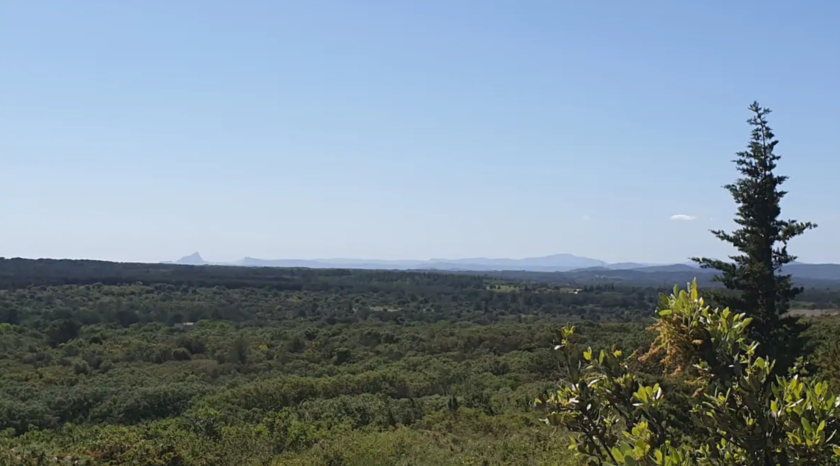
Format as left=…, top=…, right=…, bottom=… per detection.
left=3, top=251, right=832, bottom=267
left=3, top=1, right=839, bottom=264
left=2, top=251, right=640, bottom=264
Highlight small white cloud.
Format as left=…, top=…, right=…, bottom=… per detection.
left=582, top=214, right=591, bottom=221
left=670, top=214, right=697, bottom=221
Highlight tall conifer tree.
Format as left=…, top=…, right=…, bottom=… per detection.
left=693, top=102, right=816, bottom=367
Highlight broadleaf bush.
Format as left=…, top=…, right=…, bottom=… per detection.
left=538, top=280, right=840, bottom=466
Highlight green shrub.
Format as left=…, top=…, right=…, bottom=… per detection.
left=172, top=347, right=192, bottom=361
left=538, top=281, right=840, bottom=465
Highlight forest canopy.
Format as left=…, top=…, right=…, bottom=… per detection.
left=1, top=258, right=839, bottom=465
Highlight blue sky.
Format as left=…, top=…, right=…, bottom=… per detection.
left=2, top=1, right=839, bottom=264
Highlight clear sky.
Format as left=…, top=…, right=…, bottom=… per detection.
left=2, top=1, right=839, bottom=264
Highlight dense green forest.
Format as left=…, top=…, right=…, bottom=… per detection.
left=2, top=259, right=840, bottom=465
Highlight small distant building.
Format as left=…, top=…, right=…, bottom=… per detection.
left=172, top=322, right=195, bottom=331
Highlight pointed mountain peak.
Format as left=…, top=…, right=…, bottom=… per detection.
left=175, top=252, right=206, bottom=265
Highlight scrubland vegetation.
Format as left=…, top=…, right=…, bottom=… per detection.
left=0, top=260, right=838, bottom=465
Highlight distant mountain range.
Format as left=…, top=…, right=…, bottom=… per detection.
left=169, top=252, right=651, bottom=271
left=166, top=252, right=840, bottom=282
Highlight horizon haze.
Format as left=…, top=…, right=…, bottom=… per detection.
left=163, top=251, right=829, bottom=269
